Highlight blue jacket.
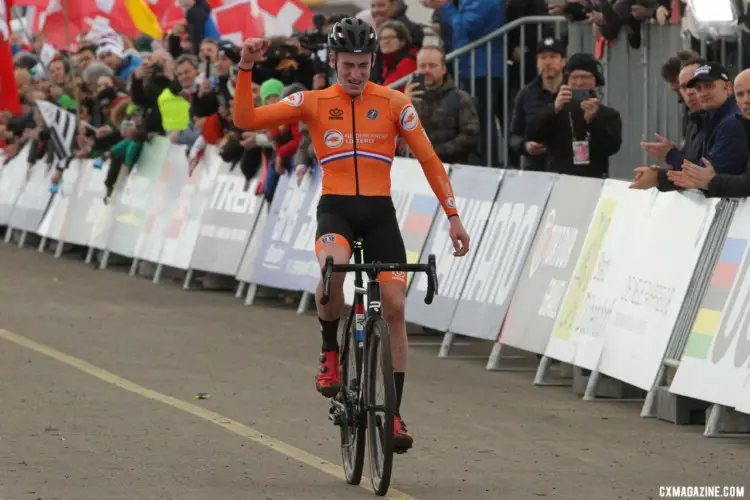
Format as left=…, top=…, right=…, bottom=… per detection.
left=440, top=0, right=504, bottom=80
left=665, top=95, right=747, bottom=176
left=117, top=54, right=142, bottom=82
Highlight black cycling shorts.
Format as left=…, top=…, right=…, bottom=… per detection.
left=315, top=194, right=407, bottom=286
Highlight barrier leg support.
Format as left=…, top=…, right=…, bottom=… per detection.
left=129, top=258, right=140, bottom=277
left=297, top=292, right=311, bottom=315
left=486, top=342, right=503, bottom=370
left=4, top=227, right=13, bottom=243
left=245, top=283, right=258, bottom=306
left=236, top=282, right=246, bottom=299
left=54, top=240, right=64, bottom=259
left=85, top=247, right=95, bottom=265
left=704, top=404, right=725, bottom=437
left=438, top=332, right=454, bottom=358
left=183, top=268, right=193, bottom=290
left=17, top=231, right=26, bottom=248
left=533, top=356, right=551, bottom=385
left=37, top=236, right=47, bottom=253
left=582, top=369, right=601, bottom=401
left=99, top=250, right=110, bottom=270
left=152, top=264, right=163, bottom=284
left=641, top=364, right=666, bottom=418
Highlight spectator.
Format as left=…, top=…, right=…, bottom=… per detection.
left=73, top=45, right=98, bottom=73
left=371, top=0, right=425, bottom=47
left=631, top=57, right=705, bottom=190
left=660, top=50, right=701, bottom=137
left=667, top=69, right=750, bottom=196
left=178, top=0, right=218, bottom=53
left=48, top=57, right=68, bottom=86
left=509, top=37, right=567, bottom=172
left=527, top=52, right=622, bottom=178
left=199, top=39, right=219, bottom=64
left=506, top=0, right=551, bottom=96
left=97, top=42, right=141, bottom=81
left=421, top=0, right=504, bottom=166
left=636, top=62, right=748, bottom=189
left=259, top=79, right=302, bottom=203
left=373, top=20, right=417, bottom=88
left=405, top=45, right=480, bottom=164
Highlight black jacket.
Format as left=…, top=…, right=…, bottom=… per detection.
left=509, top=76, right=557, bottom=172
left=526, top=97, right=623, bottom=178
left=657, top=110, right=704, bottom=191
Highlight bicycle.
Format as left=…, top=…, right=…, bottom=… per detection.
left=320, top=238, right=438, bottom=497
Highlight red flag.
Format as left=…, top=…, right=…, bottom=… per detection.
left=0, top=0, right=21, bottom=116
left=213, top=0, right=264, bottom=44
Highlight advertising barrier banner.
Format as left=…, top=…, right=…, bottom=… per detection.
left=405, top=165, right=503, bottom=331
left=0, top=145, right=31, bottom=224
left=158, top=147, right=222, bottom=270
left=134, top=147, right=190, bottom=264
left=598, top=190, right=716, bottom=390
left=250, top=168, right=322, bottom=292
left=500, top=175, right=604, bottom=354
left=59, top=160, right=110, bottom=248
left=235, top=200, right=269, bottom=284
left=448, top=170, right=555, bottom=341
left=37, top=159, right=83, bottom=241
left=8, top=160, right=54, bottom=233
left=544, top=180, right=656, bottom=366
left=671, top=200, right=750, bottom=408
left=106, top=139, right=169, bottom=258
left=189, top=161, right=263, bottom=276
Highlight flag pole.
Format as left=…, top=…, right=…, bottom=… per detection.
left=60, top=0, right=81, bottom=124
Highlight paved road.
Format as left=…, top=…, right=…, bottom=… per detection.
left=0, top=242, right=748, bottom=500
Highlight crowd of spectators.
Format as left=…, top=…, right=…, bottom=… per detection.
left=2, top=0, right=750, bottom=194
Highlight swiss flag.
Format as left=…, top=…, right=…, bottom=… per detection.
left=213, top=1, right=264, bottom=45
left=32, top=0, right=147, bottom=48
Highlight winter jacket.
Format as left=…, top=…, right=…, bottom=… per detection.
left=509, top=75, right=557, bottom=171
left=412, top=75, right=481, bottom=164
left=527, top=96, right=622, bottom=178
left=440, top=0, right=504, bottom=79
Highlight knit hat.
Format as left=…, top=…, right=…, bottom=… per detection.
left=565, top=52, right=605, bottom=86
left=260, top=78, right=284, bottom=105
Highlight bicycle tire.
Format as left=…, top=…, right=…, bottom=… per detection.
left=366, top=318, right=396, bottom=496
left=339, top=307, right=366, bottom=485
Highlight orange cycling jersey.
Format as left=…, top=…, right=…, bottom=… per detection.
left=232, top=70, right=459, bottom=218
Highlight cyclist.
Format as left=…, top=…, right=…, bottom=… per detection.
left=233, top=18, right=471, bottom=453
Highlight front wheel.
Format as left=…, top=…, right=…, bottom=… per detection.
left=366, top=318, right=396, bottom=496
left=339, top=308, right=366, bottom=485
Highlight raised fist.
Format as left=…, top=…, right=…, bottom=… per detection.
left=240, top=38, right=270, bottom=68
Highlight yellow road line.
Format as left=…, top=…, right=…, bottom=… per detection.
left=0, top=328, right=417, bottom=500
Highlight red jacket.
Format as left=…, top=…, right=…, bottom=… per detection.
left=268, top=122, right=302, bottom=161
left=380, top=47, right=417, bottom=90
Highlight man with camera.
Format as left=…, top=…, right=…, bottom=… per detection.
left=526, top=52, right=622, bottom=178
left=405, top=45, right=480, bottom=165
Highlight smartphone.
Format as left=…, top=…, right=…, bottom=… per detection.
left=411, top=73, right=426, bottom=92
left=571, top=88, right=595, bottom=102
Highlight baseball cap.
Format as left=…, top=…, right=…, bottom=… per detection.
left=537, top=37, right=566, bottom=57
left=686, top=62, right=730, bottom=88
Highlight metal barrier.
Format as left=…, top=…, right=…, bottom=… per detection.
left=390, top=15, right=567, bottom=168
left=393, top=17, right=747, bottom=179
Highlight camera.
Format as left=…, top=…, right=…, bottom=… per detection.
left=151, top=62, right=165, bottom=77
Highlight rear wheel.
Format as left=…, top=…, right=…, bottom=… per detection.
left=339, top=308, right=366, bottom=485
left=366, top=318, right=396, bottom=496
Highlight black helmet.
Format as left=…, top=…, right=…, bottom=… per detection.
left=328, top=17, right=378, bottom=54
